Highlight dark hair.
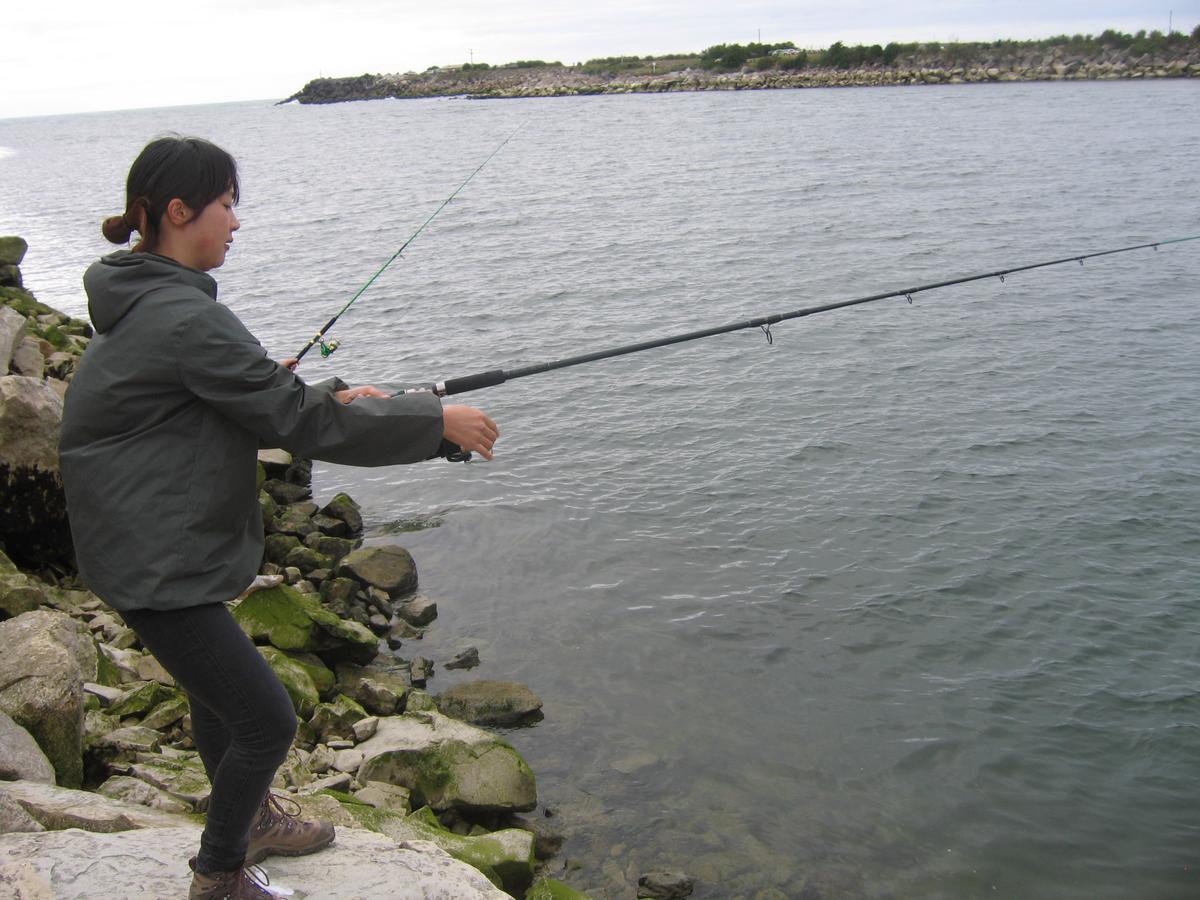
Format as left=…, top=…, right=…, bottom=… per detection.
left=101, top=135, right=240, bottom=251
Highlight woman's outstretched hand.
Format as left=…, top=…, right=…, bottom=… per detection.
left=443, top=404, right=500, bottom=461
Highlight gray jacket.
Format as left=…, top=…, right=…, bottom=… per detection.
left=59, top=251, right=444, bottom=612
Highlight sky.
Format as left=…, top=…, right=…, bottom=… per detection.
left=2, top=1, right=1194, bottom=118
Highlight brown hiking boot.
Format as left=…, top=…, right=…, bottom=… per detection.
left=188, top=859, right=274, bottom=900
left=245, top=792, right=335, bottom=865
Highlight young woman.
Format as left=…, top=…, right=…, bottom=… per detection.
left=59, top=135, right=499, bottom=899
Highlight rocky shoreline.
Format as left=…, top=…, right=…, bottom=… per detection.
left=282, top=44, right=1200, bottom=104
left=0, top=237, right=690, bottom=899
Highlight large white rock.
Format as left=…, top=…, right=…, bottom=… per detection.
left=0, top=308, right=25, bottom=373
left=0, top=780, right=184, bottom=832
left=0, top=824, right=508, bottom=898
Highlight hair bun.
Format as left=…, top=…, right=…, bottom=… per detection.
left=101, top=214, right=134, bottom=245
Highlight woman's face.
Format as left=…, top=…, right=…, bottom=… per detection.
left=183, top=188, right=240, bottom=271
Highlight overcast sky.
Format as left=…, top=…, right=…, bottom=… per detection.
left=2, top=1, right=1193, bottom=118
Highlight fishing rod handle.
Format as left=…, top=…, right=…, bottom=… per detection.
left=439, top=369, right=508, bottom=396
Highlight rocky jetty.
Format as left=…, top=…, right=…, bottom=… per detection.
left=0, top=238, right=606, bottom=899
left=282, top=42, right=1200, bottom=105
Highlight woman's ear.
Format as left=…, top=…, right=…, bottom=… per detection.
left=166, top=198, right=194, bottom=226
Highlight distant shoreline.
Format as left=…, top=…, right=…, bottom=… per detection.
left=282, top=41, right=1199, bottom=105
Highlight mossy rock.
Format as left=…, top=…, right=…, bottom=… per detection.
left=0, top=236, right=29, bottom=266
left=527, top=878, right=593, bottom=900
left=233, top=583, right=377, bottom=665
left=107, top=681, right=176, bottom=718
left=331, top=792, right=534, bottom=892
left=309, top=693, right=368, bottom=742
left=260, top=647, right=319, bottom=716
left=140, top=694, right=190, bottom=730
left=128, top=754, right=212, bottom=812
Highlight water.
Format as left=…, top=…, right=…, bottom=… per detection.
left=3, top=81, right=1200, bottom=898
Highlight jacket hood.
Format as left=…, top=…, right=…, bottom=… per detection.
left=83, top=251, right=218, bottom=334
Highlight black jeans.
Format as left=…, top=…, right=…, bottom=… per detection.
left=121, top=602, right=297, bottom=873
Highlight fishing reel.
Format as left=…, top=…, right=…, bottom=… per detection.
left=318, top=338, right=340, bottom=358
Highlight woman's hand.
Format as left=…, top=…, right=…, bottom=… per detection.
left=334, top=385, right=391, bottom=404
left=442, top=404, right=500, bottom=461
left=280, top=358, right=300, bottom=371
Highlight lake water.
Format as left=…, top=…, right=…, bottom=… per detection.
left=3, top=80, right=1200, bottom=898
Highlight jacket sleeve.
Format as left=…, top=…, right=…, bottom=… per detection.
left=175, top=300, right=444, bottom=466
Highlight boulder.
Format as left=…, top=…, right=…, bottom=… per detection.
left=336, top=663, right=410, bottom=717
left=0, top=572, right=47, bottom=621
left=321, top=492, right=363, bottom=534
left=437, top=681, right=544, bottom=727
left=106, top=681, right=175, bottom=719
left=95, top=775, right=192, bottom=814
left=10, top=337, right=44, bottom=378
left=356, top=712, right=537, bottom=814
left=0, top=376, right=72, bottom=568
left=259, top=646, right=335, bottom=717
left=309, top=694, right=368, bottom=743
left=232, top=583, right=379, bottom=666
left=0, top=711, right=55, bottom=784
left=637, top=870, right=695, bottom=899
left=127, top=754, right=211, bottom=812
left=0, top=610, right=96, bottom=788
left=0, top=237, right=27, bottom=267
left=0, top=308, right=25, bottom=372
left=0, top=821, right=508, bottom=898
left=335, top=794, right=535, bottom=892
left=527, top=878, right=593, bottom=899
left=0, top=779, right=186, bottom=832
left=336, top=545, right=418, bottom=598
left=0, top=789, right=44, bottom=834
left=397, top=594, right=438, bottom=626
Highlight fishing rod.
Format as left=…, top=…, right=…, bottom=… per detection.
left=293, top=121, right=525, bottom=362
left=414, top=235, right=1199, bottom=399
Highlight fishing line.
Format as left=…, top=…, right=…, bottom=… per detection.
left=294, top=121, right=526, bottom=361
left=414, top=235, right=1200, bottom=399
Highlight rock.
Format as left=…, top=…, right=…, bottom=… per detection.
left=256, top=447, right=292, bottom=479
left=309, top=694, right=369, bottom=743
left=139, top=695, right=189, bottom=731
left=10, top=338, right=44, bottom=378
left=397, top=594, right=438, bottom=626
left=353, top=779, right=411, bottom=813
left=0, top=376, right=72, bottom=569
left=0, top=572, right=47, bottom=620
left=0, top=712, right=55, bottom=784
left=127, top=755, right=211, bottom=812
left=409, top=657, right=434, bottom=688
left=0, top=820, right=509, bottom=898
left=259, top=646, right=325, bottom=717
left=263, top=478, right=311, bottom=504
left=91, top=726, right=162, bottom=756
left=335, top=663, right=411, bottom=716
left=336, top=545, right=419, bottom=598
left=353, top=716, right=379, bottom=742
left=437, top=681, right=544, bottom=727
left=106, top=681, right=174, bottom=719
left=298, top=771, right=353, bottom=793
left=0, top=237, right=27, bottom=267
left=0, top=308, right=26, bottom=373
left=0, top=779, right=187, bottom=831
left=0, top=610, right=95, bottom=788
left=638, top=871, right=695, bottom=899
left=321, top=492, right=363, bottom=534
left=332, top=747, right=365, bottom=773
left=388, top=618, right=424, bottom=649
left=527, top=878, right=592, bottom=899
left=355, top=712, right=537, bottom=814
left=445, top=646, right=481, bottom=670
left=0, top=788, right=45, bottom=834
left=95, top=775, right=192, bottom=814
left=233, top=583, right=379, bottom=666
left=506, top=813, right=566, bottom=860
left=305, top=533, right=358, bottom=565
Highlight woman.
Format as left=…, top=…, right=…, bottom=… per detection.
left=59, top=135, right=499, bottom=899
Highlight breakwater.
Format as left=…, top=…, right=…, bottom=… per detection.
left=282, top=45, right=1200, bottom=104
